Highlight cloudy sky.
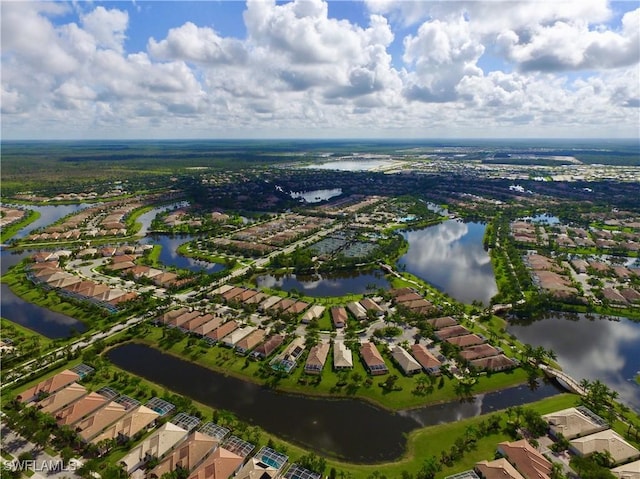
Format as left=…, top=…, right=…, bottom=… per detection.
left=2, top=0, right=639, bottom=140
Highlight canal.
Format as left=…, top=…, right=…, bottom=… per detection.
left=107, top=343, right=562, bottom=463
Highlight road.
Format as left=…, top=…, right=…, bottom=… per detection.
left=0, top=423, right=82, bottom=479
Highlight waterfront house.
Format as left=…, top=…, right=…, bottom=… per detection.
left=410, top=344, right=441, bottom=375
left=235, top=329, right=267, bottom=355
left=360, top=342, right=388, bottom=375
left=192, top=317, right=224, bottom=337
left=205, top=320, right=239, bottom=345
left=234, top=446, right=288, bottom=479
left=359, top=298, right=384, bottom=317
left=542, top=407, right=609, bottom=439
left=184, top=314, right=214, bottom=333
left=346, top=301, right=367, bottom=321
left=301, top=305, right=325, bottom=323
left=447, top=334, right=485, bottom=348
left=470, top=355, right=516, bottom=372
left=427, top=316, right=458, bottom=330
left=436, top=325, right=472, bottom=340
left=150, top=431, right=219, bottom=478
left=304, top=342, right=330, bottom=375
left=252, top=334, right=284, bottom=359
left=188, top=446, right=244, bottom=479
left=459, top=344, right=501, bottom=362
left=120, top=422, right=188, bottom=474
left=333, top=340, right=353, bottom=370
left=221, top=326, right=256, bottom=348
left=331, top=306, right=348, bottom=328
left=391, top=345, right=422, bottom=375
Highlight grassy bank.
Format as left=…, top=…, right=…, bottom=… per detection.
left=134, top=329, right=529, bottom=411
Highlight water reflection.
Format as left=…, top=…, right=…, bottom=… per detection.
left=0, top=283, right=87, bottom=338
left=108, top=343, right=562, bottom=462
left=508, top=314, right=640, bottom=412
left=136, top=201, right=189, bottom=236
left=8, top=203, right=93, bottom=240
left=290, top=188, right=342, bottom=203
left=397, top=221, right=498, bottom=304
left=256, top=270, right=390, bottom=297
left=304, top=159, right=397, bottom=171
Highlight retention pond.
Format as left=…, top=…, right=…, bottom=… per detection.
left=108, top=343, right=562, bottom=463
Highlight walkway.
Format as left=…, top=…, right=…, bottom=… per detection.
left=539, top=364, right=586, bottom=395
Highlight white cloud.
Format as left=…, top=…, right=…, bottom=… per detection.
left=0, top=0, right=638, bottom=138
left=80, top=6, right=129, bottom=53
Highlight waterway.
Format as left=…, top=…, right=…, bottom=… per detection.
left=255, top=270, right=390, bottom=297
left=135, top=201, right=189, bottom=236
left=107, top=343, right=562, bottom=463
left=8, top=203, right=93, bottom=240
left=507, top=313, right=640, bottom=413
left=397, top=220, right=498, bottom=305
left=1, top=248, right=87, bottom=338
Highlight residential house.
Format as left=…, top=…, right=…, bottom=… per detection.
left=435, top=325, right=472, bottom=340
left=91, top=405, right=159, bottom=445
left=18, top=369, right=80, bottom=403
left=360, top=342, right=388, bottom=375
left=234, top=446, right=288, bottom=479
left=120, top=422, right=189, bottom=474
left=206, top=320, right=239, bottom=345
left=235, top=329, right=267, bottom=355
left=331, top=306, right=348, bottom=328
left=304, top=342, right=330, bottom=375
left=427, top=316, right=458, bottom=330
left=497, top=440, right=552, bottom=479
left=301, top=305, right=325, bottom=324
left=359, top=298, right=384, bottom=317
left=570, top=430, right=640, bottom=465
left=346, top=301, right=367, bottom=321
left=333, top=341, right=353, bottom=370
left=542, top=407, right=609, bottom=440
left=610, top=460, right=640, bottom=479
left=252, top=334, right=284, bottom=359
left=150, top=431, right=219, bottom=478
left=222, top=326, right=256, bottom=348
left=75, top=400, right=128, bottom=442
left=410, top=344, right=441, bottom=375
left=188, top=446, right=244, bottom=479
left=36, top=383, right=87, bottom=414
left=192, top=317, right=224, bottom=337
left=447, top=334, right=485, bottom=348
left=391, top=346, right=422, bottom=375
left=470, top=355, right=516, bottom=372
left=56, top=392, right=110, bottom=426
left=475, top=458, right=525, bottom=479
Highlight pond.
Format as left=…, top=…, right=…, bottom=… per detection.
left=255, top=270, right=390, bottom=297
left=397, top=221, right=498, bottom=305
left=290, top=188, right=342, bottom=203
left=507, top=313, right=640, bottom=413
left=142, top=235, right=226, bottom=274
left=107, top=343, right=563, bottom=463
left=8, top=203, right=94, bottom=240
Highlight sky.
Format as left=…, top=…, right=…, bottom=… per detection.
left=1, top=0, right=639, bottom=140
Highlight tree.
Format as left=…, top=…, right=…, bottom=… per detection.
left=416, top=456, right=441, bottom=479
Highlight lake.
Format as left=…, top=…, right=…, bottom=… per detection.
left=508, top=313, right=640, bottom=413
left=397, top=221, right=498, bottom=305
left=107, top=343, right=562, bottom=462
left=255, top=270, right=390, bottom=297
left=304, top=159, right=400, bottom=172
left=290, top=188, right=343, bottom=203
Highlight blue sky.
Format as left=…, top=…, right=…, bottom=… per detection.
left=1, top=0, right=639, bottom=139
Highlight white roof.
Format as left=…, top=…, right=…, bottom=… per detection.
left=611, top=460, right=640, bottom=479
left=120, top=422, right=188, bottom=473
left=391, top=346, right=422, bottom=374
left=333, top=341, right=353, bottom=368
left=301, top=305, right=325, bottom=321
left=222, top=326, right=257, bottom=346
left=543, top=407, right=608, bottom=439
left=570, top=429, right=640, bottom=464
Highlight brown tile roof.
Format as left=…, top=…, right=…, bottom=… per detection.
left=76, top=401, right=128, bottom=441
left=18, top=370, right=80, bottom=403
left=436, top=325, right=472, bottom=339
left=427, top=316, right=458, bottom=330
left=460, top=344, right=500, bottom=361
left=475, top=458, right=525, bottom=479
left=235, top=329, right=267, bottom=353
left=151, top=431, right=219, bottom=477
left=91, top=405, right=159, bottom=444
left=253, top=334, right=284, bottom=358
left=471, top=354, right=516, bottom=371
left=206, top=320, right=239, bottom=342
left=37, top=383, right=87, bottom=414
left=188, top=446, right=244, bottom=479
left=56, top=392, right=109, bottom=426
left=410, top=344, right=441, bottom=371
left=498, top=440, right=552, bottom=479
left=360, top=342, right=387, bottom=372
left=192, top=317, right=224, bottom=336
left=447, top=334, right=485, bottom=348
left=331, top=307, right=347, bottom=327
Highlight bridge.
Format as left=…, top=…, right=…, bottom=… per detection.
left=539, top=364, right=586, bottom=396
